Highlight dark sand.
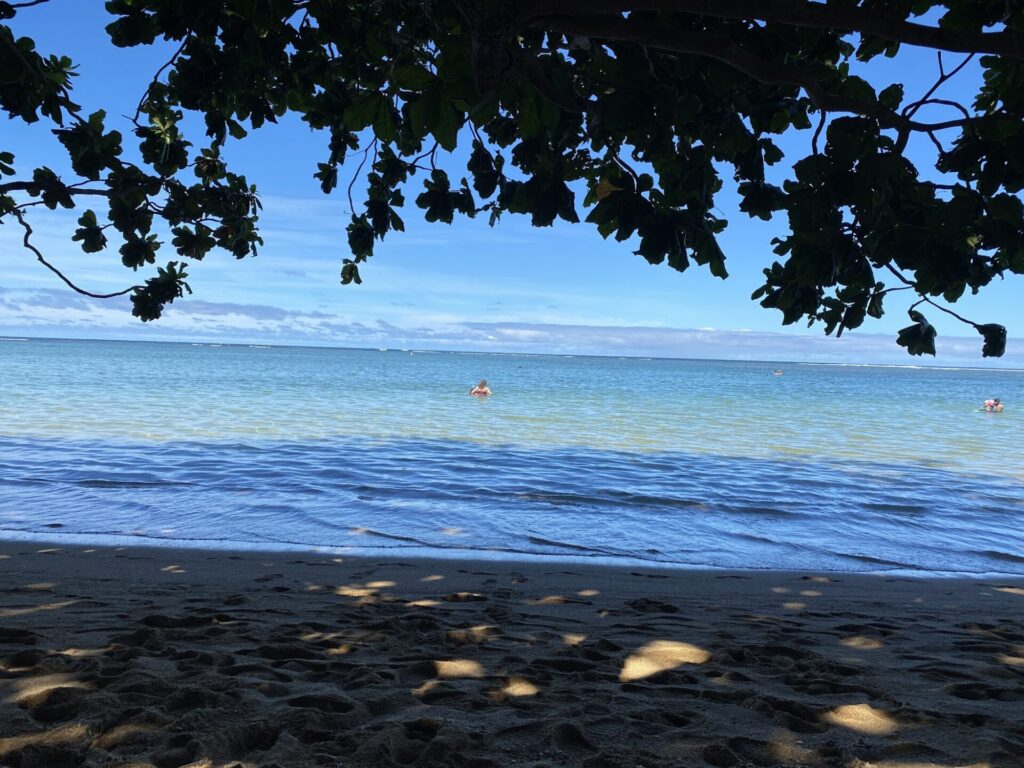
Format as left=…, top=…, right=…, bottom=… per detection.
left=1, top=542, right=1023, bottom=767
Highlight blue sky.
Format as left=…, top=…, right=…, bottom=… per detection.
left=1, top=3, right=1021, bottom=366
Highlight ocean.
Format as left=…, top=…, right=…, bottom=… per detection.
left=1, top=337, right=1022, bottom=575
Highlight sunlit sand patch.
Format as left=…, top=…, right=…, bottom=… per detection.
left=0, top=599, right=79, bottom=618
left=501, top=678, right=539, bottom=697
left=23, top=582, right=55, bottom=591
left=769, top=732, right=821, bottom=764
left=92, top=723, right=162, bottom=751
left=620, top=640, right=710, bottom=682
left=434, top=659, right=485, bottom=679
left=530, top=595, right=568, bottom=605
left=334, top=581, right=397, bottom=606
left=299, top=631, right=344, bottom=642
left=336, top=581, right=393, bottom=597
left=447, top=625, right=499, bottom=644
left=6, top=674, right=94, bottom=704
left=412, top=680, right=440, bottom=698
left=59, top=646, right=112, bottom=658
left=783, top=602, right=807, bottom=610
left=420, top=574, right=445, bottom=582
left=996, top=586, right=1024, bottom=596
left=0, top=723, right=90, bottom=760
left=336, top=585, right=376, bottom=598
left=824, top=703, right=899, bottom=735
left=841, top=636, right=884, bottom=650
left=577, top=589, right=600, bottom=597
left=562, top=633, right=587, bottom=646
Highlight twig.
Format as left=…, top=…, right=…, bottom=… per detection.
left=885, top=263, right=981, bottom=328
left=346, top=139, right=377, bottom=213
left=12, top=209, right=140, bottom=299
left=132, top=38, right=190, bottom=127
left=811, top=110, right=826, bottom=155
left=904, top=53, right=975, bottom=120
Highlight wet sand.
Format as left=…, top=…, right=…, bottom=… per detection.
left=1, top=542, right=1023, bottom=767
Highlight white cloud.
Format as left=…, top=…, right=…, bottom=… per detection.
left=0, top=287, right=1019, bottom=367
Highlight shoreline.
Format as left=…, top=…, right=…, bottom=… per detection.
left=2, top=541, right=1023, bottom=767
left=3, top=531, right=1022, bottom=580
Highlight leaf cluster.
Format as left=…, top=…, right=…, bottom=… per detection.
left=1, top=0, right=1021, bottom=353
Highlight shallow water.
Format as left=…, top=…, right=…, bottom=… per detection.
left=1, top=338, right=1022, bottom=574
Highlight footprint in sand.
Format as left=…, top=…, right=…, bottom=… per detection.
left=625, top=597, right=679, bottom=613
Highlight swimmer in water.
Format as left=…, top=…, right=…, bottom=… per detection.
left=773, top=369, right=784, bottom=376
left=469, top=379, right=492, bottom=397
left=983, top=397, right=1004, bottom=412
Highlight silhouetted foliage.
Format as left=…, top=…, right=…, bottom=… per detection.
left=2, top=0, right=1022, bottom=356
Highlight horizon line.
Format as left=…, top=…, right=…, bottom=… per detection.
left=4, top=333, right=1023, bottom=373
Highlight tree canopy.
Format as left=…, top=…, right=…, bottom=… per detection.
left=2, top=0, right=1022, bottom=356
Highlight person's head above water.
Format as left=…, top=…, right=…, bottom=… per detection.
left=478, top=379, right=487, bottom=388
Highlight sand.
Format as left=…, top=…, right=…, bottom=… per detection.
left=1, top=542, right=1023, bottom=768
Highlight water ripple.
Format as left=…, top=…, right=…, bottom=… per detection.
left=0, top=435, right=1022, bottom=575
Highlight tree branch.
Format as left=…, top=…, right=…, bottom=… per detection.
left=11, top=209, right=139, bottom=300
left=132, top=37, right=190, bottom=127
left=0, top=181, right=111, bottom=196
left=885, top=263, right=981, bottom=329
left=537, top=15, right=982, bottom=132
left=520, top=1, right=1024, bottom=59
left=904, top=52, right=975, bottom=120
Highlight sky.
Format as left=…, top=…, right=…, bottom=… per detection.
left=1, top=3, right=1022, bottom=366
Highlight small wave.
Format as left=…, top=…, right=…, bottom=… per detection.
left=513, top=489, right=706, bottom=511
left=862, top=502, right=929, bottom=514
left=349, top=527, right=431, bottom=546
left=75, top=479, right=193, bottom=489
left=720, top=504, right=805, bottom=518
left=527, top=535, right=605, bottom=553
left=980, top=550, right=1024, bottom=564
left=835, top=552, right=917, bottom=569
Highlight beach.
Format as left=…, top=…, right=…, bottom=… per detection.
left=2, top=542, right=1023, bottom=768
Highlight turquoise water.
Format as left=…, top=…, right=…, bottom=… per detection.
left=1, top=337, right=1022, bottom=574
